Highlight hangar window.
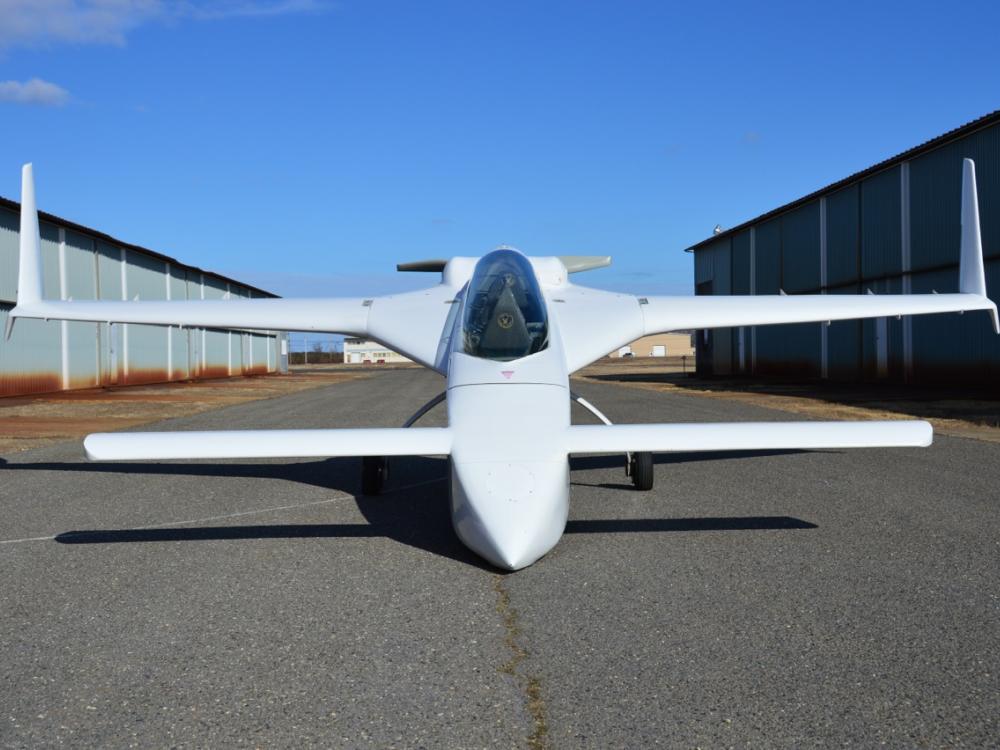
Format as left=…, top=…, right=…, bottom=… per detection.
left=462, top=249, right=549, bottom=361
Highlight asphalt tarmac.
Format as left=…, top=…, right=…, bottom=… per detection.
left=1, top=369, right=997, bottom=748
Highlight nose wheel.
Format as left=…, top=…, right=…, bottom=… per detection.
left=362, top=456, right=388, bottom=495
left=628, top=452, right=654, bottom=491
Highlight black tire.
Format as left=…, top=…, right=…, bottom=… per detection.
left=362, top=456, right=388, bottom=496
left=630, top=452, right=654, bottom=491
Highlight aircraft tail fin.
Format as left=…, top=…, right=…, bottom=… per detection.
left=7, top=163, right=45, bottom=340
left=84, top=427, right=453, bottom=461
left=565, top=420, right=933, bottom=454
left=960, top=158, right=999, bottom=333
left=16, top=163, right=43, bottom=307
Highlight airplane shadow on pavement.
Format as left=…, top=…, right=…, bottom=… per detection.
left=0, top=453, right=816, bottom=569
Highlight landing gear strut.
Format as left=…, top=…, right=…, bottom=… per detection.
left=571, top=391, right=654, bottom=491
left=362, top=391, right=448, bottom=495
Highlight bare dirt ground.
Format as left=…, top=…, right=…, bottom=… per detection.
left=5, top=356, right=998, bottom=453
left=0, top=366, right=386, bottom=453
left=578, top=357, right=1000, bottom=443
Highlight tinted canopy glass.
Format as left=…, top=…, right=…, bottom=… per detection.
left=462, top=250, right=549, bottom=361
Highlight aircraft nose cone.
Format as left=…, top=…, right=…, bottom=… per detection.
left=449, top=459, right=569, bottom=570
left=489, top=532, right=536, bottom=572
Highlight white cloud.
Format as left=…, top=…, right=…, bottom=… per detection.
left=180, top=0, right=330, bottom=20
left=0, top=77, right=70, bottom=106
left=0, top=0, right=331, bottom=50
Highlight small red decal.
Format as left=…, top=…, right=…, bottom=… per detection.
left=501, top=370, right=514, bottom=379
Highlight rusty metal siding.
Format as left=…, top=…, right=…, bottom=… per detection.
left=825, top=184, right=860, bottom=287
left=0, top=304, right=63, bottom=395
left=168, top=265, right=190, bottom=380
left=781, top=201, right=821, bottom=293
left=251, top=333, right=272, bottom=375
left=95, top=242, right=122, bottom=384
left=1, top=201, right=280, bottom=397
left=203, top=277, right=231, bottom=377
left=860, top=166, right=902, bottom=281
left=230, top=287, right=247, bottom=374
left=64, top=230, right=100, bottom=389
left=123, top=250, right=169, bottom=384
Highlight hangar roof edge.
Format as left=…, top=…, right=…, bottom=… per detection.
left=0, top=194, right=280, bottom=298
left=685, top=109, right=1000, bottom=253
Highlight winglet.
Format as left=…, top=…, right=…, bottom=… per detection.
left=960, top=159, right=999, bottom=332
left=14, top=163, right=44, bottom=311
left=397, top=259, right=448, bottom=272
left=558, top=255, right=612, bottom=274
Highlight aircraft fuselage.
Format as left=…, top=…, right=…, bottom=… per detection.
left=442, top=249, right=574, bottom=569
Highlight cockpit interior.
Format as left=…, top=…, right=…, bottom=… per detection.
left=461, top=249, right=549, bottom=361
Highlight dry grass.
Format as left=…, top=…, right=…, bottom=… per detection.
left=0, top=368, right=371, bottom=453
left=577, top=359, right=1000, bottom=443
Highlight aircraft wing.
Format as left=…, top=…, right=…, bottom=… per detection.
left=85, top=427, right=452, bottom=461
left=566, top=420, right=932, bottom=454
left=637, top=290, right=998, bottom=337
left=8, top=165, right=456, bottom=371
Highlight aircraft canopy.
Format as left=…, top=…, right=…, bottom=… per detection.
left=462, top=249, right=549, bottom=361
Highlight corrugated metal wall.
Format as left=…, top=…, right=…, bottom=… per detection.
left=693, top=117, right=1000, bottom=385
left=694, top=237, right=733, bottom=375
left=0, top=203, right=284, bottom=397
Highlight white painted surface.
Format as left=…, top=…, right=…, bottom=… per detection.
left=58, top=227, right=69, bottom=389
left=85, top=428, right=452, bottom=461
left=566, top=420, right=932, bottom=454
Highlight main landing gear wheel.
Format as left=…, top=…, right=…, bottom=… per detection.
left=629, top=452, right=654, bottom=491
left=362, top=456, right=388, bottom=496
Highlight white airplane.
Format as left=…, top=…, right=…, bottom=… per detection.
left=7, top=162, right=997, bottom=570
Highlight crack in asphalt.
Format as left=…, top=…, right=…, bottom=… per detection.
left=494, top=574, right=550, bottom=750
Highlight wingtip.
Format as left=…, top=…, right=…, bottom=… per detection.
left=16, top=162, right=44, bottom=307
left=959, top=157, right=988, bottom=298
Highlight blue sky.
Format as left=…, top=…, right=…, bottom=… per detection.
left=2, top=0, right=998, bottom=312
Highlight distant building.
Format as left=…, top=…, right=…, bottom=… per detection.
left=687, top=110, right=1000, bottom=383
left=343, top=338, right=411, bottom=364
left=610, top=333, right=695, bottom=358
